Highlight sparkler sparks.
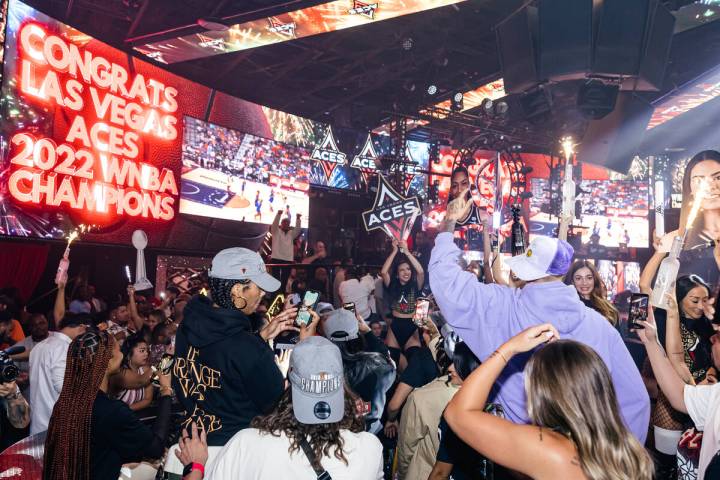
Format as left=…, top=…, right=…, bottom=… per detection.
left=561, top=137, right=575, bottom=162
left=685, top=179, right=708, bottom=231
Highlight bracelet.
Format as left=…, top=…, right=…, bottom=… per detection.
left=182, top=462, right=205, bottom=478
left=494, top=349, right=509, bottom=364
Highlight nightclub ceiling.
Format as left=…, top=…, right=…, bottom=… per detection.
left=20, top=0, right=720, bottom=150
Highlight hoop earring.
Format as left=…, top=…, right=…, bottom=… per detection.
left=233, top=296, right=248, bottom=310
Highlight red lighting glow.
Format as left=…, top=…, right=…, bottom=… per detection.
left=8, top=22, right=179, bottom=223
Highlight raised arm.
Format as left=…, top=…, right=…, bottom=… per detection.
left=126, top=285, right=145, bottom=333
left=482, top=222, right=494, bottom=284
left=54, top=281, right=66, bottom=325
left=639, top=231, right=676, bottom=295
left=399, top=240, right=424, bottom=288
left=640, top=252, right=665, bottom=295
left=445, top=325, right=572, bottom=478
left=270, top=210, right=282, bottom=233
left=292, top=213, right=302, bottom=239
left=380, top=240, right=399, bottom=288
left=636, top=310, right=688, bottom=413
left=665, top=295, right=695, bottom=384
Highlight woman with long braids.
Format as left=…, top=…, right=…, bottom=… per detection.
left=445, top=324, right=653, bottom=480
left=43, top=330, right=173, bottom=480
left=564, top=260, right=618, bottom=325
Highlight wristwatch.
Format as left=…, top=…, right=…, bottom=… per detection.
left=182, top=462, right=205, bottom=478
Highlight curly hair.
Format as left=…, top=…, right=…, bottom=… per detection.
left=250, top=387, right=365, bottom=470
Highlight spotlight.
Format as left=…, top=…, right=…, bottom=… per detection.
left=427, top=84, right=438, bottom=95
left=451, top=91, right=464, bottom=111
left=401, top=37, right=414, bottom=50
left=494, top=101, right=509, bottom=117
left=577, top=80, right=619, bottom=120
left=480, top=98, right=494, bottom=115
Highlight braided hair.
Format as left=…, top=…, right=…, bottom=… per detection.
left=43, top=330, right=114, bottom=480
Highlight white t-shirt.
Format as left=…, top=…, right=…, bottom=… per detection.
left=339, top=276, right=375, bottom=320
left=684, top=383, right=720, bottom=479
left=207, top=428, right=383, bottom=480
left=29, top=332, right=72, bottom=434
left=271, top=225, right=300, bottom=262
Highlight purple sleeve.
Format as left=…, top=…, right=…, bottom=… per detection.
left=429, top=232, right=511, bottom=358
left=609, top=334, right=650, bottom=443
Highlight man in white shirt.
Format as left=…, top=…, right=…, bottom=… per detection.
left=208, top=336, right=383, bottom=479
left=639, top=309, right=720, bottom=479
left=11, top=313, right=57, bottom=397
left=29, top=313, right=90, bottom=434
left=339, top=268, right=376, bottom=321
left=270, top=210, right=302, bottom=290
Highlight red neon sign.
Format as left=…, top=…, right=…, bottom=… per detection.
left=8, top=22, right=179, bottom=222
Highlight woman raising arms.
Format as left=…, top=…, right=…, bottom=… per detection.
left=380, top=238, right=425, bottom=370
left=444, top=324, right=653, bottom=480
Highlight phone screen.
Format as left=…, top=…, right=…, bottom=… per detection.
left=628, top=294, right=649, bottom=329
left=413, top=299, right=431, bottom=327
left=267, top=294, right=285, bottom=319
left=296, top=290, right=320, bottom=326
left=343, top=302, right=356, bottom=313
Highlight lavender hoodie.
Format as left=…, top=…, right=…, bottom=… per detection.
left=429, top=233, right=650, bottom=442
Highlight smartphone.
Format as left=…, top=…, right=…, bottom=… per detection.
left=288, top=293, right=301, bottom=306
left=413, top=298, right=431, bottom=327
left=267, top=294, right=285, bottom=319
left=343, top=302, right=356, bottom=314
left=628, top=293, right=649, bottom=330
left=296, top=290, right=320, bottom=326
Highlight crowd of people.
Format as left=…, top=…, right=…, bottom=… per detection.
left=0, top=150, right=719, bottom=480
left=183, top=117, right=313, bottom=186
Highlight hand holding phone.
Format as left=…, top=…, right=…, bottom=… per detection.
left=267, top=294, right=285, bottom=319
left=343, top=302, right=356, bottom=314
left=413, top=298, right=430, bottom=327
left=628, top=293, right=649, bottom=330
left=296, top=290, right=320, bottom=326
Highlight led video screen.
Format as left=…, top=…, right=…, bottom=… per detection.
left=179, top=116, right=310, bottom=226
left=135, top=0, right=467, bottom=64
left=527, top=159, right=650, bottom=249
left=529, top=178, right=650, bottom=248
left=596, top=260, right=641, bottom=301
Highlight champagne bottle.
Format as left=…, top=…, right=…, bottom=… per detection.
left=651, top=236, right=683, bottom=308
left=558, top=159, right=575, bottom=241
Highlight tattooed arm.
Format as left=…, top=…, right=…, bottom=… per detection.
left=0, top=382, right=30, bottom=429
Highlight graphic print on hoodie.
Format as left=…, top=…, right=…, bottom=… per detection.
left=173, top=295, right=284, bottom=446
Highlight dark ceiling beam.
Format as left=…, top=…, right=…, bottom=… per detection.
left=65, top=0, right=75, bottom=20
left=126, top=0, right=153, bottom=40
left=307, top=56, right=423, bottom=118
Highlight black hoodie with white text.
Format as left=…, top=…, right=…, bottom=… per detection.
left=172, top=295, right=284, bottom=446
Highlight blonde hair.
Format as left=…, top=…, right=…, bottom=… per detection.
left=525, top=340, right=653, bottom=480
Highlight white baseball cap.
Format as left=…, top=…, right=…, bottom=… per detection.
left=209, top=248, right=281, bottom=293
left=504, top=236, right=574, bottom=281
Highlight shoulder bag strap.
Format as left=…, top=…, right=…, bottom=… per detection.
left=299, top=437, right=332, bottom=480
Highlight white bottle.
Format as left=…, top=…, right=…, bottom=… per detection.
left=651, top=236, right=683, bottom=309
